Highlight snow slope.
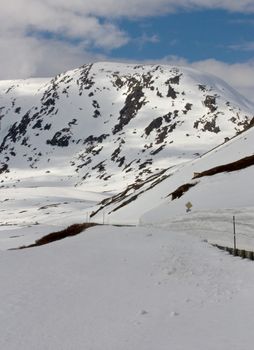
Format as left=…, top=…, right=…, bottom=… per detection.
left=141, top=125, right=254, bottom=224
left=93, top=121, right=254, bottom=249
left=1, top=225, right=254, bottom=350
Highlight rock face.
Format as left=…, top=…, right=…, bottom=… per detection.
left=0, top=62, right=253, bottom=192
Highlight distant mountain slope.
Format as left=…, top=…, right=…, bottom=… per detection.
left=0, top=62, right=253, bottom=194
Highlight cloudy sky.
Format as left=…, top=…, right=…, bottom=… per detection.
left=1, top=0, right=254, bottom=100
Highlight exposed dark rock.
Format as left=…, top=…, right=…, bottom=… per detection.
left=118, top=156, right=125, bottom=167
left=5, top=86, right=15, bottom=94
left=163, top=112, right=172, bottom=123
left=236, top=116, right=254, bottom=133
left=112, top=75, right=125, bottom=89
left=183, top=103, right=192, bottom=114
left=32, top=119, right=42, bottom=129
left=145, top=117, right=163, bottom=136
left=111, top=146, right=121, bottom=162
left=92, top=100, right=100, bottom=109
left=84, top=134, right=109, bottom=145
left=0, top=111, right=32, bottom=152
left=168, top=74, right=182, bottom=85
left=44, top=123, right=51, bottom=130
left=139, top=159, right=153, bottom=170
left=0, top=163, right=9, bottom=174
left=21, top=137, right=29, bottom=146
left=92, top=161, right=106, bottom=172
left=156, top=126, right=170, bottom=144
left=166, top=84, right=178, bottom=99
left=68, top=119, right=77, bottom=127
left=141, top=73, right=154, bottom=88
left=202, top=119, right=220, bottom=133
left=198, top=84, right=206, bottom=92
left=93, top=109, right=101, bottom=118
left=113, top=84, right=146, bottom=134
left=173, top=110, right=179, bottom=118
left=194, top=115, right=220, bottom=133
left=156, top=90, right=163, bottom=98
left=150, top=145, right=165, bottom=155
left=42, top=98, right=55, bottom=108
left=91, top=146, right=103, bottom=156
left=204, top=95, right=217, bottom=113
left=78, top=64, right=94, bottom=95
left=46, top=129, right=72, bottom=147
left=15, top=107, right=21, bottom=114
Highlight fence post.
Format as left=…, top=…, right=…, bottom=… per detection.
left=233, top=215, right=237, bottom=255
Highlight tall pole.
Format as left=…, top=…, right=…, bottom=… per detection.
left=233, top=215, right=237, bottom=254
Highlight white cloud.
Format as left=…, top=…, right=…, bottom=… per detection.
left=0, top=1, right=129, bottom=49
left=133, top=33, right=160, bottom=50
left=228, top=42, right=254, bottom=52
left=193, top=59, right=254, bottom=102
left=0, top=1, right=129, bottom=79
left=160, top=56, right=254, bottom=102
left=230, top=18, right=254, bottom=25
left=41, top=0, right=254, bottom=16
left=0, top=35, right=105, bottom=79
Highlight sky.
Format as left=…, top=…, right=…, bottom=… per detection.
left=0, top=0, right=254, bottom=101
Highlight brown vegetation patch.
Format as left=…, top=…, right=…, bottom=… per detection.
left=169, top=182, right=197, bottom=200
left=17, top=222, right=98, bottom=249
left=193, top=154, right=254, bottom=179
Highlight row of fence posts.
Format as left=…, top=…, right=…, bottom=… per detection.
left=213, top=215, right=254, bottom=260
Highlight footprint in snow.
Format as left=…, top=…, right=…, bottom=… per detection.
left=140, top=310, right=148, bottom=315
left=170, top=311, right=179, bottom=317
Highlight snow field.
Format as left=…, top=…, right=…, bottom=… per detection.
left=0, top=225, right=254, bottom=350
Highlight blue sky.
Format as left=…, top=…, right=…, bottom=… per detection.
left=0, top=1, right=254, bottom=101
left=113, top=10, right=254, bottom=64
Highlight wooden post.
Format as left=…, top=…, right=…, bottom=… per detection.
left=246, top=251, right=254, bottom=260
left=240, top=250, right=246, bottom=259
left=233, top=216, right=237, bottom=255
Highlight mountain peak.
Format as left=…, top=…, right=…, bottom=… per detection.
left=0, top=62, right=253, bottom=194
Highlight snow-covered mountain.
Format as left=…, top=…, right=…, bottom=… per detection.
left=0, top=62, right=253, bottom=194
